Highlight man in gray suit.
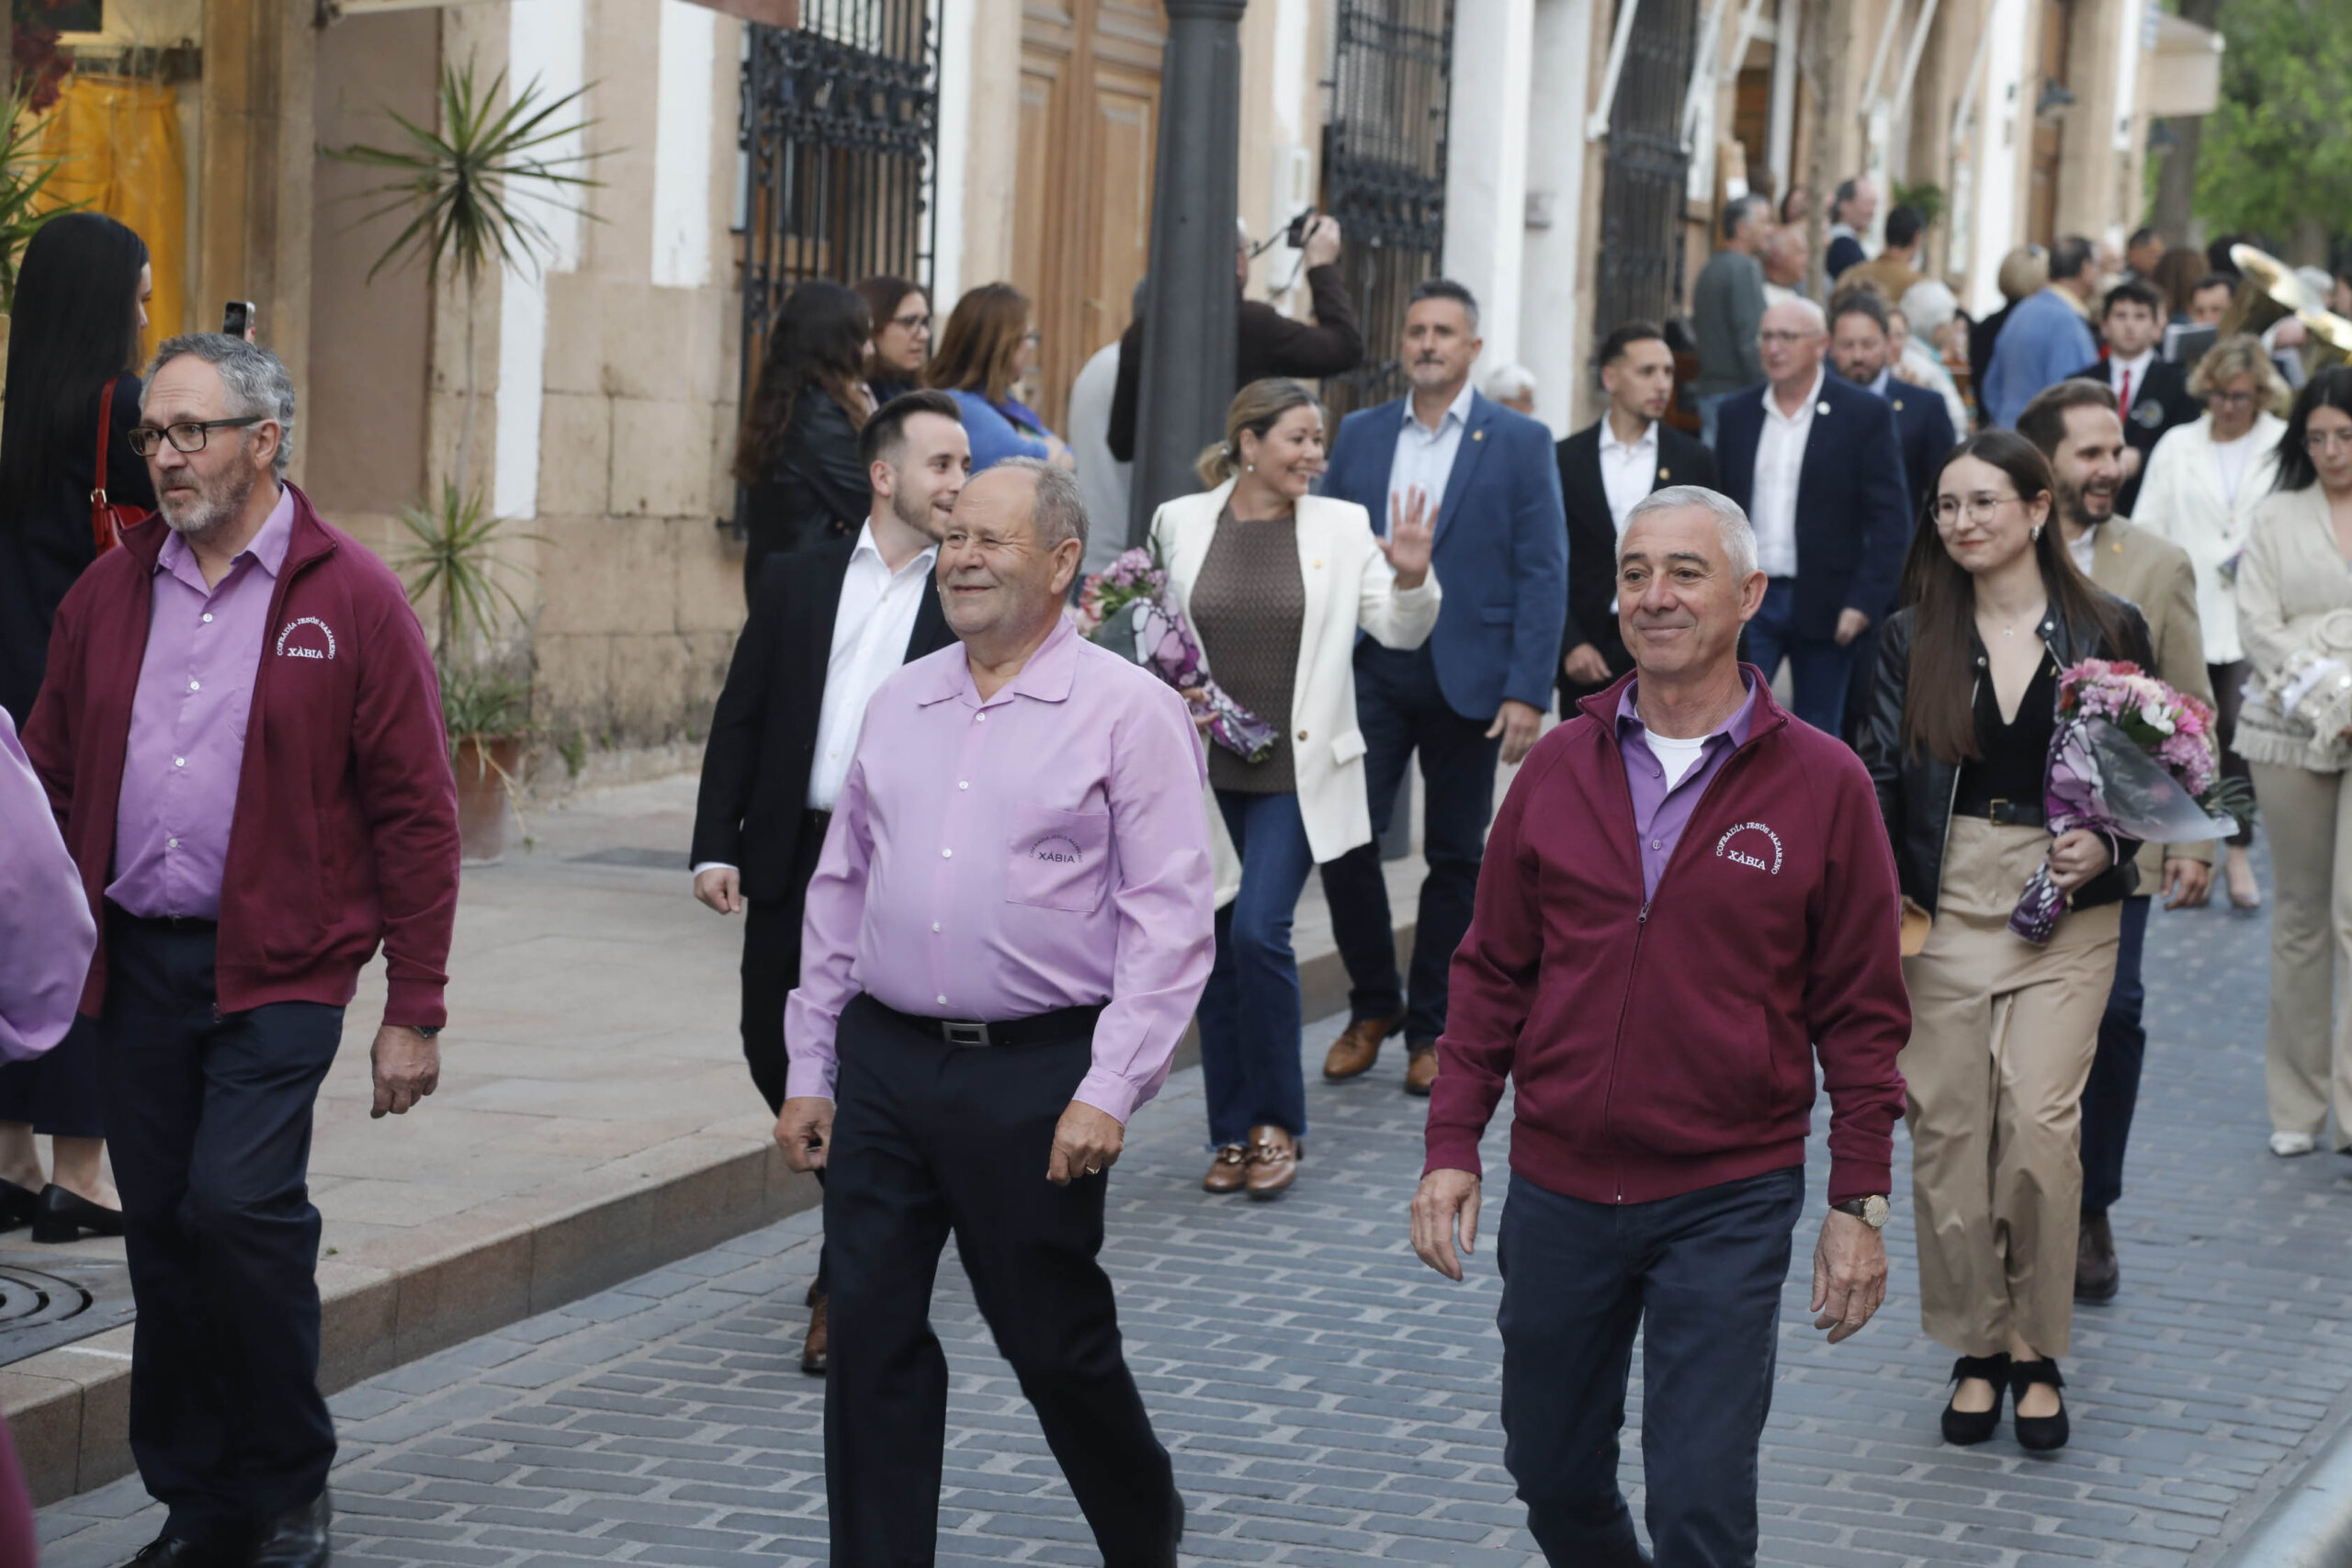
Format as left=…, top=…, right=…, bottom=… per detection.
left=1692, top=194, right=1770, bottom=449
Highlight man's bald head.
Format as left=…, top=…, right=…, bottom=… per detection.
left=1759, top=299, right=1827, bottom=393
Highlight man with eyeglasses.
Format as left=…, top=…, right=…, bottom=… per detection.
left=1713, top=298, right=1912, bottom=737
left=23, top=333, right=458, bottom=1568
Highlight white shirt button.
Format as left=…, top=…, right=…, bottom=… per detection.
left=166, top=838, right=178, bottom=849
left=936, top=995, right=947, bottom=1006
left=958, top=781, right=969, bottom=790
left=188, top=680, right=200, bottom=692
left=200, top=614, right=213, bottom=624
left=932, top=922, right=941, bottom=932
left=976, top=713, right=987, bottom=723
left=942, top=848, right=953, bottom=858
left=174, top=757, right=186, bottom=767
left=1650, top=839, right=1663, bottom=850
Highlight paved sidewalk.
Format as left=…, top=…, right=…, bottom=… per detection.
left=35, top=851, right=2352, bottom=1566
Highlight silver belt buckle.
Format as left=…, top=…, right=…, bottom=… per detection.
left=942, top=1020, right=992, bottom=1048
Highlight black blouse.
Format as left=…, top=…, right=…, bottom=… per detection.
left=1952, top=648, right=2058, bottom=816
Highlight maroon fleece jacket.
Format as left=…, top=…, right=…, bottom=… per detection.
left=25, top=485, right=460, bottom=1027
left=1424, top=675, right=1909, bottom=1207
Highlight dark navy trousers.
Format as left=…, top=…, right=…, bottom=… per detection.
left=97, top=907, right=344, bottom=1549
left=2080, top=893, right=2152, bottom=1215
left=1498, top=1168, right=1804, bottom=1568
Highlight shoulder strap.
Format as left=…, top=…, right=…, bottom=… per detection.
left=93, top=378, right=114, bottom=502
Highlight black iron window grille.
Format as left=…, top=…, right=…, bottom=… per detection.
left=732, top=0, right=938, bottom=528
left=1320, top=0, right=1453, bottom=416
left=1594, top=0, right=1697, bottom=339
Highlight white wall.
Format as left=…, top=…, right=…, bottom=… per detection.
left=650, top=0, right=718, bottom=288
left=497, top=0, right=588, bottom=522
left=1518, top=0, right=1594, bottom=435
left=932, top=0, right=974, bottom=304
left=1965, top=0, right=2028, bottom=317
left=1442, top=0, right=1534, bottom=373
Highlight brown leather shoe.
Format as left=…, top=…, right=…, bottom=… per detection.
left=1203, top=1143, right=1250, bottom=1193
left=1323, top=1013, right=1405, bottom=1080
left=800, top=1296, right=829, bottom=1376
left=2075, top=1210, right=2119, bottom=1302
left=1403, top=1044, right=1441, bottom=1097
left=1244, top=1125, right=1299, bottom=1200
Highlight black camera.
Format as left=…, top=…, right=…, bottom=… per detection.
left=1284, top=209, right=1317, bottom=249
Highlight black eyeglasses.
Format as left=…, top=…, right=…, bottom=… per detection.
left=126, top=416, right=264, bottom=457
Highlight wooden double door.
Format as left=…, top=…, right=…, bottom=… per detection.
left=1014, top=0, right=1166, bottom=433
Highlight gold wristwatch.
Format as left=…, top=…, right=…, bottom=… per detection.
left=1833, top=1194, right=1890, bottom=1230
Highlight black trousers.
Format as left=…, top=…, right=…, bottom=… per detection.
left=1498, top=1168, right=1803, bottom=1568
left=2080, top=893, right=2151, bottom=1216
left=1315, top=643, right=1504, bottom=1045
left=741, top=809, right=833, bottom=1301
left=823, top=995, right=1176, bottom=1567
left=96, top=907, right=344, bottom=1549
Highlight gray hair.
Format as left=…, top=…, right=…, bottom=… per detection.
left=1621, top=485, right=1758, bottom=581
left=1483, top=364, right=1537, bottom=404
left=1900, top=278, right=1959, bottom=336
left=993, top=457, right=1090, bottom=553
left=146, top=333, right=298, bottom=478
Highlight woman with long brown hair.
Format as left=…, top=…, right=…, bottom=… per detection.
left=923, top=283, right=1076, bottom=473
left=854, top=274, right=930, bottom=404
left=733, top=278, right=874, bottom=600
left=1861, top=431, right=2154, bottom=1453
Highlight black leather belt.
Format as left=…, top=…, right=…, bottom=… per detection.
left=1952, top=797, right=2047, bottom=828
left=871, top=998, right=1105, bottom=1049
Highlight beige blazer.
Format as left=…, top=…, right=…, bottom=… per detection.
left=1150, top=480, right=1441, bottom=865
left=2233, top=484, right=2352, bottom=773
left=2131, top=410, right=2288, bottom=663
left=2089, top=516, right=2216, bottom=874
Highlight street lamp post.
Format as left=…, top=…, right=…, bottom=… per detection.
left=1127, top=0, right=1248, bottom=548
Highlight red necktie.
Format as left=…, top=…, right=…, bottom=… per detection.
left=2119, top=367, right=2132, bottom=410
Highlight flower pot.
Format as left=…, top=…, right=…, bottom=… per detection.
left=453, top=734, right=525, bottom=864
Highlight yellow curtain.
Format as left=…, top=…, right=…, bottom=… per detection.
left=31, top=75, right=188, bottom=351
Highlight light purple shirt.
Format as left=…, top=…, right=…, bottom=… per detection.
left=1614, top=672, right=1759, bottom=899
left=785, top=614, right=1216, bottom=1122
left=109, top=485, right=296, bottom=920
left=0, top=708, right=96, bottom=1060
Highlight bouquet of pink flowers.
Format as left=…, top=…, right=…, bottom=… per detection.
left=2008, top=659, right=2255, bottom=942
left=1075, top=547, right=1277, bottom=763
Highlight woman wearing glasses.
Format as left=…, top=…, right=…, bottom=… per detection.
left=854, top=276, right=931, bottom=404
left=2132, top=333, right=2290, bottom=908
left=924, top=284, right=1078, bottom=475
left=0, top=213, right=153, bottom=1244
left=2231, top=367, right=2352, bottom=1159
left=1861, top=432, right=2154, bottom=1452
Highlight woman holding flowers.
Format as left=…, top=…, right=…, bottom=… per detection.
left=2232, top=366, right=2352, bottom=1159
left=1148, top=379, right=1439, bottom=1198
left=1861, top=431, right=2154, bottom=1452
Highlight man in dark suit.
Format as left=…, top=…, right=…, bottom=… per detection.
left=1827, top=286, right=1953, bottom=521
left=689, top=389, right=967, bottom=1374
left=1714, top=298, right=1911, bottom=736
left=1313, top=279, right=1568, bottom=1095
left=1556, top=321, right=1717, bottom=702
left=2068, top=278, right=2200, bottom=515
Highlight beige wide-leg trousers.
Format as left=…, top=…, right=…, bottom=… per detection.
left=2248, top=761, right=2352, bottom=1145
left=1899, top=818, right=2120, bottom=1359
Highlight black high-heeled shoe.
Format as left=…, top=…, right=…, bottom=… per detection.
left=2010, top=1359, right=2069, bottom=1451
left=0, top=1179, right=41, bottom=1233
left=31, top=1183, right=124, bottom=1244
left=1941, top=1352, right=2011, bottom=1445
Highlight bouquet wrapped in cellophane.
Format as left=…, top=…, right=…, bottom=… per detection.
left=1075, top=547, right=1276, bottom=763
left=2008, top=659, right=2255, bottom=943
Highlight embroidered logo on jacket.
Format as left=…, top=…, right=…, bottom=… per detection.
left=1714, top=820, right=1783, bottom=874
left=1030, top=835, right=1083, bottom=865
left=275, top=616, right=337, bottom=660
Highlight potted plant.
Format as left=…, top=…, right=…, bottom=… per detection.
left=0, top=85, right=78, bottom=400
left=325, top=61, right=596, bottom=861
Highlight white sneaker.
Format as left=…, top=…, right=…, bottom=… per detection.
left=2269, top=1131, right=2317, bottom=1156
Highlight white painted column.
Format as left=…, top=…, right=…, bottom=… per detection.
left=932, top=0, right=973, bottom=304
left=1441, top=0, right=1534, bottom=373
left=651, top=0, right=718, bottom=288
left=1766, top=6, right=1797, bottom=197
left=1518, top=0, right=1594, bottom=435
left=497, top=0, right=587, bottom=523
left=1966, top=0, right=2027, bottom=316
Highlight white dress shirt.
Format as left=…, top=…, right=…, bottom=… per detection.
left=1599, top=417, right=1659, bottom=536
left=2066, top=523, right=2099, bottom=577
left=2109, top=350, right=2154, bottom=412
left=1748, top=369, right=1823, bottom=581
left=1386, top=381, right=1476, bottom=523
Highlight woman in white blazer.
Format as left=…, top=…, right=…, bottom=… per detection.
left=2131, top=333, right=2290, bottom=907
left=1149, top=379, right=1439, bottom=1198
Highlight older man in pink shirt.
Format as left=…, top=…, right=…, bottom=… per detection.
left=778, top=457, right=1214, bottom=1568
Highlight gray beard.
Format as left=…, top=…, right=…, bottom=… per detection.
left=158, top=468, right=259, bottom=543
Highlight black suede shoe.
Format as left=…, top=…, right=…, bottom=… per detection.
left=31, top=1183, right=124, bottom=1244
left=2011, top=1359, right=2070, bottom=1451
left=121, top=1538, right=233, bottom=1568
left=250, top=1490, right=331, bottom=1568
left=1941, top=1352, right=2011, bottom=1445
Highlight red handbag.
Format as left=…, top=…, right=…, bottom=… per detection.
left=89, top=378, right=151, bottom=556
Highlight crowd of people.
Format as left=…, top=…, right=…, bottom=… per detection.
left=6, top=174, right=2352, bottom=1568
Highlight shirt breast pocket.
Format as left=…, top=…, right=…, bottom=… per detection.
left=1006, top=807, right=1113, bottom=913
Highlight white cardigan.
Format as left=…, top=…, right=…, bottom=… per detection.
left=2131, top=410, right=2287, bottom=664
left=1149, top=480, right=1441, bottom=864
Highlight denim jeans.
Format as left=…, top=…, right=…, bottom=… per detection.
left=1198, top=789, right=1317, bottom=1146
left=1742, top=577, right=1860, bottom=739
left=1498, top=1168, right=1804, bottom=1568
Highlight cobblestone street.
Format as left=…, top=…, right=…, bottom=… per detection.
left=35, top=858, right=2352, bottom=1567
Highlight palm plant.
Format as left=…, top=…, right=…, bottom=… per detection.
left=0, top=86, right=77, bottom=312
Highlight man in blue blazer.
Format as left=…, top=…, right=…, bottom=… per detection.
left=1828, top=287, right=1954, bottom=523
left=1314, top=279, right=1568, bottom=1095
left=1715, top=298, right=1911, bottom=737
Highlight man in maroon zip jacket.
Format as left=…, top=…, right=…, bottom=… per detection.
left=25, top=334, right=458, bottom=1568
left=1409, top=486, right=1908, bottom=1567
